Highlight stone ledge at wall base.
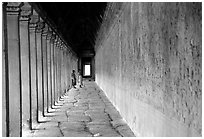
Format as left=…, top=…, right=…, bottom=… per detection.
left=127, top=96, right=201, bottom=137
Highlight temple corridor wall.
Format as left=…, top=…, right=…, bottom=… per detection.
left=95, top=3, right=202, bottom=136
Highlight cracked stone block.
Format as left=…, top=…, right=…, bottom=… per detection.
left=75, top=100, right=89, bottom=104
left=60, top=106, right=73, bottom=112
left=68, top=115, right=91, bottom=122
left=88, top=124, right=121, bottom=137
left=110, top=119, right=127, bottom=128
left=64, top=96, right=75, bottom=99
left=59, top=122, right=85, bottom=131
left=65, top=99, right=77, bottom=103
left=88, top=121, right=111, bottom=126
left=75, top=103, right=88, bottom=107
left=88, top=113, right=110, bottom=122
left=88, top=113, right=109, bottom=118
left=37, top=122, right=59, bottom=129
left=85, top=110, right=105, bottom=115
left=67, top=110, right=85, bottom=116
left=67, top=92, right=79, bottom=97
left=62, top=130, right=92, bottom=137
left=62, top=103, right=74, bottom=108
left=108, top=113, right=122, bottom=121
left=32, top=127, right=63, bottom=137
left=115, top=125, right=135, bottom=137
left=89, top=107, right=105, bottom=111
left=70, top=106, right=89, bottom=111
left=78, top=99, right=89, bottom=103
left=90, top=102, right=105, bottom=106
left=89, top=106, right=106, bottom=110
left=50, top=115, right=68, bottom=122
left=91, top=119, right=111, bottom=123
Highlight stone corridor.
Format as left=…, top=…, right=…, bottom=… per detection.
left=26, top=81, right=135, bottom=137
left=3, top=2, right=202, bottom=137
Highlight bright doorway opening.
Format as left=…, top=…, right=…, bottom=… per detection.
left=84, top=64, right=91, bottom=76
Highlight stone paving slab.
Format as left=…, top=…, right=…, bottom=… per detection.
left=32, top=127, right=63, bottom=137
left=68, top=115, right=91, bottom=122
left=27, top=81, right=135, bottom=137
left=59, top=121, right=85, bottom=131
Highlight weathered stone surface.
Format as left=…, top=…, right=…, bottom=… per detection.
left=59, top=122, right=85, bottom=131
left=27, top=81, right=134, bottom=137
left=111, top=119, right=127, bottom=128
left=85, top=109, right=105, bottom=115
left=67, top=110, right=85, bottom=116
left=88, top=121, right=111, bottom=126
left=37, top=122, right=59, bottom=129
left=32, top=127, right=63, bottom=137
left=50, top=114, right=68, bottom=122
left=88, top=124, right=121, bottom=137
left=116, top=125, right=135, bottom=137
left=62, top=131, right=92, bottom=137
left=95, top=2, right=201, bottom=137
left=68, top=115, right=91, bottom=122
left=70, top=106, right=89, bottom=111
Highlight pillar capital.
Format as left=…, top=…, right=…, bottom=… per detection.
left=29, top=10, right=39, bottom=29
left=54, top=36, right=59, bottom=45
left=50, top=32, right=56, bottom=43
left=62, top=43, right=66, bottom=49
left=36, top=18, right=44, bottom=33
left=46, top=27, right=53, bottom=40
left=30, top=10, right=39, bottom=24
left=42, top=23, right=49, bottom=36
left=57, top=39, right=62, bottom=47
left=6, top=2, right=24, bottom=14
left=20, top=2, right=32, bottom=21
left=59, top=42, right=64, bottom=49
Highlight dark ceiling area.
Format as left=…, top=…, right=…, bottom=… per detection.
left=33, top=2, right=107, bottom=57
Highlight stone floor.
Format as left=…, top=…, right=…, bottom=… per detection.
left=27, top=81, right=135, bottom=137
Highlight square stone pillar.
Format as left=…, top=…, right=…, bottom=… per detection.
left=65, top=50, right=68, bottom=91
left=62, top=48, right=66, bottom=92
left=58, top=41, right=62, bottom=98
left=54, top=37, right=58, bottom=104
left=60, top=46, right=64, bottom=95
left=6, top=2, right=23, bottom=137
left=56, top=43, right=59, bottom=101
left=2, top=3, right=7, bottom=137
left=64, top=47, right=67, bottom=92
left=42, top=23, right=48, bottom=115
left=56, top=39, right=61, bottom=101
left=50, top=33, right=56, bottom=107
left=36, top=19, right=44, bottom=118
left=19, top=3, right=32, bottom=132
left=46, top=28, right=52, bottom=111
left=67, top=50, right=71, bottom=88
left=29, top=9, right=39, bottom=127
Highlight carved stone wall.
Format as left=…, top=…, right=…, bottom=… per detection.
left=95, top=2, right=202, bottom=136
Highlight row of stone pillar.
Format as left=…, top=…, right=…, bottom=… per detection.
left=2, top=2, right=78, bottom=137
